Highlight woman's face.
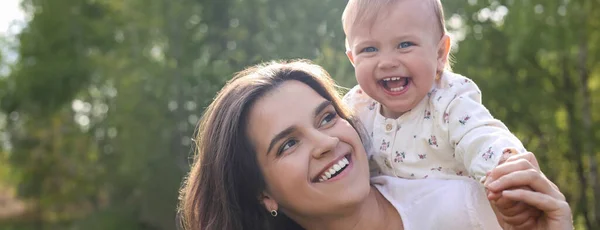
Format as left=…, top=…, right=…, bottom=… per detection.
left=247, top=80, right=371, bottom=220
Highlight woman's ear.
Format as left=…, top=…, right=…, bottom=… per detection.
left=260, top=191, right=278, bottom=213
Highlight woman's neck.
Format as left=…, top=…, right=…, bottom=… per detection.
left=299, top=186, right=403, bottom=230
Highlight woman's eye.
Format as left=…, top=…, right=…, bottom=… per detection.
left=398, top=41, right=415, bottom=49
left=320, top=112, right=337, bottom=126
left=279, top=139, right=297, bottom=154
left=361, top=46, right=378, bottom=53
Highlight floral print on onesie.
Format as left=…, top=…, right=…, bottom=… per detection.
left=344, top=71, right=527, bottom=182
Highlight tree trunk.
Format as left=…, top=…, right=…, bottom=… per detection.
left=33, top=168, right=44, bottom=230
left=163, top=0, right=189, bottom=173
left=563, top=54, right=593, bottom=230
left=578, top=29, right=598, bottom=230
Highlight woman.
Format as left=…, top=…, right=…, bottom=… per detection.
left=179, top=60, right=572, bottom=230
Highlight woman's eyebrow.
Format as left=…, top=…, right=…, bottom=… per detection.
left=267, top=126, right=295, bottom=155
left=314, top=100, right=332, bottom=118
left=266, top=100, right=332, bottom=155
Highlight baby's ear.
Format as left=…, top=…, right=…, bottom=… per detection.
left=436, top=34, right=451, bottom=72
left=346, top=50, right=355, bottom=67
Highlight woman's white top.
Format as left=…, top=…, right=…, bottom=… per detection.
left=372, top=176, right=502, bottom=230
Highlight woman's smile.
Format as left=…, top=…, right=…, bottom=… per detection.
left=314, top=154, right=353, bottom=183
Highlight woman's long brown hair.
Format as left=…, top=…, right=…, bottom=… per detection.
left=178, top=59, right=367, bottom=230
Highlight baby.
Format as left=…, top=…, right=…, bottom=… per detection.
left=341, top=0, right=526, bottom=184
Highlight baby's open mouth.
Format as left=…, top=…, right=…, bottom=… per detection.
left=379, top=77, right=409, bottom=92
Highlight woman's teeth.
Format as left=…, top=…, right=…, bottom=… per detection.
left=319, top=157, right=350, bottom=182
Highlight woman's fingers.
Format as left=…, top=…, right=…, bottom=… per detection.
left=504, top=152, right=540, bottom=170
left=486, top=169, right=563, bottom=200
left=500, top=209, right=537, bottom=229
left=486, top=151, right=565, bottom=201
left=504, top=152, right=563, bottom=193
left=489, top=152, right=573, bottom=229
left=487, top=190, right=502, bottom=200
left=486, top=151, right=539, bottom=187
left=511, top=216, right=537, bottom=230
left=502, top=189, right=574, bottom=230
left=494, top=196, right=527, bottom=216
left=502, top=189, right=568, bottom=215
left=493, top=191, right=542, bottom=229
left=485, top=159, right=536, bottom=187
left=489, top=185, right=530, bottom=201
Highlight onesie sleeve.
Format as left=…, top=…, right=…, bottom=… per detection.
left=434, top=77, right=526, bottom=182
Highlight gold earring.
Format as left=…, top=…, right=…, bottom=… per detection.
left=270, top=210, right=278, bottom=217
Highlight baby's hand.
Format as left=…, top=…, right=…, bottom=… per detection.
left=484, top=150, right=543, bottom=229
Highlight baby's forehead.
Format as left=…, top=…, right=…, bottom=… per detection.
left=344, top=0, right=442, bottom=39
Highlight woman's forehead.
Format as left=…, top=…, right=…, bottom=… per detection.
left=253, top=81, right=325, bottom=117
left=247, top=81, right=327, bottom=147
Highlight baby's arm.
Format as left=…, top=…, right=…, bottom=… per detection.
left=436, top=77, right=539, bottom=228
left=437, top=77, right=526, bottom=182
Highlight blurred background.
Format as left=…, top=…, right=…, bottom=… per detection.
left=0, top=0, right=598, bottom=229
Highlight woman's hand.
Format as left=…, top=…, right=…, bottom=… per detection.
left=485, top=152, right=573, bottom=230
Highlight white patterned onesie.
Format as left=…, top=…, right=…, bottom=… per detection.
left=343, top=71, right=526, bottom=182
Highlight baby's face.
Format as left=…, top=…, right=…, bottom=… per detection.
left=347, top=0, right=446, bottom=118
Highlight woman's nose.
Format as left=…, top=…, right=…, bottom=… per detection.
left=310, top=131, right=339, bottom=159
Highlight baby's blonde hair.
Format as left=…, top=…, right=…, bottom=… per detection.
left=342, top=0, right=452, bottom=71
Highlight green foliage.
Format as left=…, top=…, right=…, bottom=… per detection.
left=0, top=0, right=598, bottom=229
left=444, top=1, right=600, bottom=228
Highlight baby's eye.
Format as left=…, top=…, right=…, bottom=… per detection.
left=361, top=47, right=378, bottom=53
left=398, top=42, right=415, bottom=49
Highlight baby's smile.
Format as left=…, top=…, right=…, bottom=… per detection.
left=379, top=77, right=410, bottom=94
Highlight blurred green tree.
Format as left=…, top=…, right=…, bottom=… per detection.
left=0, top=0, right=597, bottom=229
